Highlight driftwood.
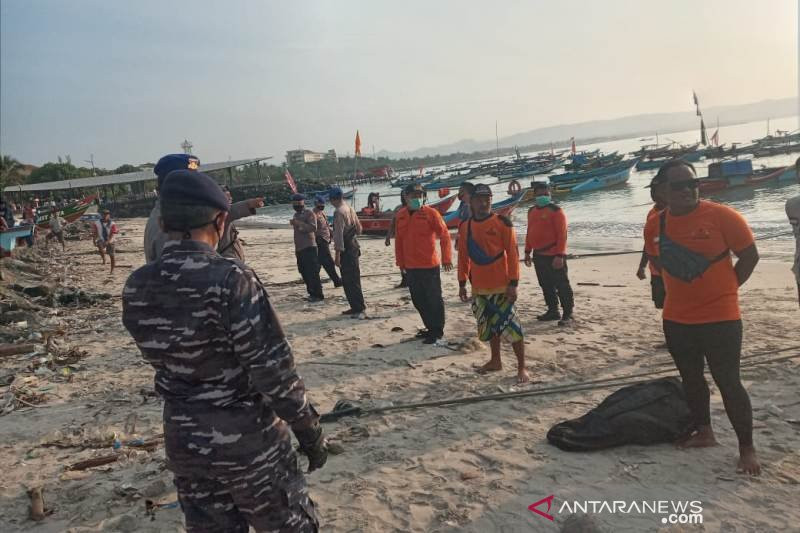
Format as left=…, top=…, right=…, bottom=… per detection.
left=28, top=486, right=46, bottom=521
left=0, top=343, right=36, bottom=358
left=68, top=454, right=120, bottom=471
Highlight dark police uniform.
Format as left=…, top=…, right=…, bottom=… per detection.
left=123, top=170, right=322, bottom=532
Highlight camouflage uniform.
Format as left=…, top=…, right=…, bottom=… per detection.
left=122, top=240, right=319, bottom=532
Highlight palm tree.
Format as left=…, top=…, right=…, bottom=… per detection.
left=0, top=155, right=25, bottom=191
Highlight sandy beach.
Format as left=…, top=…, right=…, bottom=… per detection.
left=1, top=218, right=799, bottom=532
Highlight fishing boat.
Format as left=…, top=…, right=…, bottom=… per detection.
left=35, top=195, right=97, bottom=230
left=442, top=194, right=521, bottom=229
left=0, top=225, right=34, bottom=256
left=698, top=161, right=795, bottom=194
left=564, top=151, right=621, bottom=171
left=550, top=160, right=637, bottom=195
left=357, top=194, right=458, bottom=235
left=634, top=149, right=704, bottom=171
left=302, top=188, right=355, bottom=201
left=493, top=158, right=564, bottom=181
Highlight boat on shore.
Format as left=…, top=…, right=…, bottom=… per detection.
left=0, top=225, right=34, bottom=256
left=357, top=194, right=458, bottom=235
left=35, top=195, right=97, bottom=230
left=442, top=194, right=521, bottom=229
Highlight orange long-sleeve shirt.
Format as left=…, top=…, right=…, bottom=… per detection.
left=524, top=205, right=567, bottom=256
left=457, top=214, right=519, bottom=292
left=395, top=206, right=452, bottom=269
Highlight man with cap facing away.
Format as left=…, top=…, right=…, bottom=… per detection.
left=458, top=184, right=530, bottom=383
left=395, top=183, right=452, bottom=343
left=524, top=182, right=574, bottom=326
left=312, top=195, right=342, bottom=287
left=330, top=186, right=367, bottom=318
left=123, top=170, right=326, bottom=532
left=291, top=193, right=325, bottom=302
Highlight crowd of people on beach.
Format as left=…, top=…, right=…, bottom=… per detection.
left=2, top=151, right=798, bottom=531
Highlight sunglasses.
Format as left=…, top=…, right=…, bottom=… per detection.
left=669, top=179, right=699, bottom=191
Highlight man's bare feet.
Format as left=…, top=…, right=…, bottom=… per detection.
left=474, top=361, right=502, bottom=374
left=737, top=446, right=760, bottom=476
left=516, top=369, right=530, bottom=384
left=676, top=426, right=718, bottom=448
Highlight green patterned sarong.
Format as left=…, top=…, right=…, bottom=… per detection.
left=471, top=293, right=524, bottom=343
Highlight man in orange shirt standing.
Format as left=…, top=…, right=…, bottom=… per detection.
left=395, top=184, right=452, bottom=344
left=644, top=160, right=760, bottom=476
left=637, top=174, right=669, bottom=308
left=524, top=182, right=574, bottom=326
left=458, top=184, right=529, bottom=383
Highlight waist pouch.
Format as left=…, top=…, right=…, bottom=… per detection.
left=467, top=218, right=504, bottom=266
left=658, top=211, right=728, bottom=283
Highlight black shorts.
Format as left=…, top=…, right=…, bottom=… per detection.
left=651, top=275, right=665, bottom=309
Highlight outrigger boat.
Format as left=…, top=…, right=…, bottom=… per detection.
left=698, top=160, right=796, bottom=195
left=441, top=193, right=522, bottom=230
left=635, top=149, right=704, bottom=171
left=550, top=160, right=637, bottom=195
left=35, top=194, right=97, bottom=230
left=1, top=225, right=34, bottom=256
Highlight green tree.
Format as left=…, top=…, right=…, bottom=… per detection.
left=0, top=155, right=25, bottom=190
left=26, top=161, right=92, bottom=184
left=114, top=164, right=141, bottom=174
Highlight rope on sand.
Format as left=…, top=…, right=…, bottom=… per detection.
left=319, top=351, right=800, bottom=423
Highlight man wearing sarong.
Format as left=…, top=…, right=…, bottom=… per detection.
left=457, top=184, right=529, bottom=383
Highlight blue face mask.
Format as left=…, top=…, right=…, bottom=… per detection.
left=408, top=198, right=423, bottom=210
left=535, top=195, right=551, bottom=208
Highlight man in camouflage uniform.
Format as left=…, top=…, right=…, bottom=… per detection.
left=123, top=169, right=326, bottom=532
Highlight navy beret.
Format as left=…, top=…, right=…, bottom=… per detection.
left=404, top=183, right=424, bottom=195
left=154, top=154, right=200, bottom=188
left=160, top=170, right=229, bottom=212
left=328, top=186, right=343, bottom=199
left=314, top=195, right=326, bottom=205
left=291, top=193, right=306, bottom=202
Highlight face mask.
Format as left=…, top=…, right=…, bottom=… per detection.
left=535, top=195, right=551, bottom=208
left=293, top=204, right=304, bottom=213
left=408, top=198, right=423, bottom=210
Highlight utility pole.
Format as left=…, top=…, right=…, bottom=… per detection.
left=83, top=154, right=96, bottom=176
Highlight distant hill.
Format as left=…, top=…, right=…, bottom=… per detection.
left=379, top=97, right=798, bottom=159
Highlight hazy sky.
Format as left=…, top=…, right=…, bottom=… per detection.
left=1, top=0, right=796, bottom=167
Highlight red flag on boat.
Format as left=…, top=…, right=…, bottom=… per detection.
left=284, top=168, right=298, bottom=194
left=711, top=129, right=719, bottom=146
left=570, top=137, right=576, bottom=155
left=355, top=130, right=362, bottom=157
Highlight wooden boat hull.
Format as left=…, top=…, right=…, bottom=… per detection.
left=442, top=194, right=521, bottom=229
left=0, top=226, right=34, bottom=256
left=357, top=194, right=458, bottom=235
left=698, top=166, right=792, bottom=195
left=35, top=195, right=97, bottom=229
left=551, top=162, right=634, bottom=195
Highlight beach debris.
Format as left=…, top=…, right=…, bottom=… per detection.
left=27, top=486, right=47, bottom=521
left=391, top=326, right=404, bottom=332
left=327, top=441, right=346, bottom=455
left=0, top=342, right=36, bottom=358
left=145, top=498, right=180, bottom=520
left=560, top=513, right=605, bottom=533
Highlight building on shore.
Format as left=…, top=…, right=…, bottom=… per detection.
left=286, top=149, right=338, bottom=166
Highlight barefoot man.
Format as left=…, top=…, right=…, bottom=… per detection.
left=457, top=184, right=529, bottom=383
left=644, top=159, right=760, bottom=475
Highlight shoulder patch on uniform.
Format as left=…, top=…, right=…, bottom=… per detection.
left=547, top=204, right=561, bottom=211
left=498, top=215, right=514, bottom=227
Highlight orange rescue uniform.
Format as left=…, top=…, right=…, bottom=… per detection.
left=646, top=205, right=663, bottom=276
left=524, top=205, right=567, bottom=256
left=395, top=205, right=452, bottom=269
left=644, top=200, right=754, bottom=324
left=457, top=214, right=519, bottom=293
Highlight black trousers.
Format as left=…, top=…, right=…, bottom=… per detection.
left=316, top=236, right=342, bottom=285
left=406, top=267, right=445, bottom=338
left=663, top=319, right=753, bottom=447
left=532, top=255, right=574, bottom=314
left=650, top=275, right=666, bottom=309
left=340, top=247, right=365, bottom=312
left=296, top=246, right=323, bottom=299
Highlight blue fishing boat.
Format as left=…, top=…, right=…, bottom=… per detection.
left=1, top=225, right=34, bottom=256
left=551, top=160, right=637, bottom=195
left=442, top=193, right=521, bottom=228
left=635, top=150, right=704, bottom=171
